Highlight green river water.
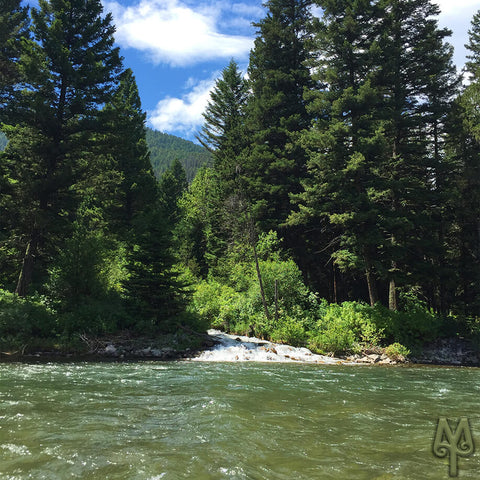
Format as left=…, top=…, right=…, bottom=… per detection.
left=0, top=361, right=479, bottom=479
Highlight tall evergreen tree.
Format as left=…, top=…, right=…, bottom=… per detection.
left=291, top=0, right=387, bottom=305
left=197, top=59, right=249, bottom=194
left=0, top=0, right=29, bottom=119
left=102, top=68, right=157, bottom=238
left=2, top=0, right=122, bottom=296
left=293, top=0, right=458, bottom=308
left=465, top=10, right=480, bottom=81
left=0, top=1, right=29, bottom=267
left=122, top=202, right=187, bottom=329
left=244, top=0, right=314, bottom=236
left=158, top=158, right=188, bottom=227
left=375, top=0, right=458, bottom=309
left=446, top=10, right=480, bottom=315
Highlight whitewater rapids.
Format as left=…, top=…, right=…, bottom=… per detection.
left=192, top=329, right=349, bottom=364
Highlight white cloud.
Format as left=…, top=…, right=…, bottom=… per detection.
left=103, top=0, right=254, bottom=67
left=148, top=75, right=218, bottom=137
left=434, top=1, right=479, bottom=72
left=434, top=0, right=479, bottom=16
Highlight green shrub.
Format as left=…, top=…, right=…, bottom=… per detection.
left=0, top=290, right=57, bottom=341
left=369, top=296, right=440, bottom=347
left=189, top=280, right=241, bottom=329
left=306, top=302, right=384, bottom=355
left=384, top=342, right=410, bottom=361
left=57, top=295, right=127, bottom=336
left=270, top=315, right=308, bottom=346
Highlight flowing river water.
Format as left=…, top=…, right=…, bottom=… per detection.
left=1, top=340, right=480, bottom=479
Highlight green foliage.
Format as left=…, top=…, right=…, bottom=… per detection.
left=0, top=0, right=29, bottom=120
left=189, top=280, right=241, bottom=330
left=308, top=302, right=384, bottom=355
left=58, top=296, right=127, bottom=337
left=270, top=316, right=308, bottom=347
left=197, top=59, right=249, bottom=197
left=0, top=131, right=7, bottom=151
left=158, top=158, right=188, bottom=226
left=146, top=128, right=212, bottom=183
left=102, top=68, right=158, bottom=238
left=1, top=1, right=479, bottom=353
left=370, top=295, right=440, bottom=348
left=244, top=0, right=314, bottom=233
left=0, top=290, right=56, bottom=342
left=176, top=166, right=225, bottom=277
left=384, top=343, right=410, bottom=361
left=123, top=204, right=188, bottom=330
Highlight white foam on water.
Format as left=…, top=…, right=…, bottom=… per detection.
left=191, top=330, right=346, bottom=364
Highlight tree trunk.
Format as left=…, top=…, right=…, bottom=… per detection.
left=274, top=279, right=279, bottom=322
left=15, top=233, right=38, bottom=297
left=253, top=241, right=271, bottom=321
left=364, top=255, right=378, bottom=306
left=389, top=276, right=397, bottom=311
left=333, top=264, right=338, bottom=304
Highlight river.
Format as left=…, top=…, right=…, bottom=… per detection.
left=1, top=359, right=479, bottom=479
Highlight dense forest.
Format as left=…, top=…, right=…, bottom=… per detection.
left=146, top=129, right=212, bottom=183
left=1, top=0, right=479, bottom=358
left=0, top=129, right=212, bottom=183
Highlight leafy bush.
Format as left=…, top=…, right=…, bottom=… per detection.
left=369, top=296, right=440, bottom=348
left=384, top=342, right=410, bottom=361
left=0, top=290, right=57, bottom=342
left=308, top=302, right=384, bottom=355
left=189, top=280, right=241, bottom=329
left=269, top=315, right=308, bottom=346
left=57, top=295, right=127, bottom=336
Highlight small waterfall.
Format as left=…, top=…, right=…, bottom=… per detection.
left=192, top=330, right=347, bottom=364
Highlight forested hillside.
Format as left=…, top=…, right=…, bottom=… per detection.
left=146, top=128, right=211, bottom=182
left=0, top=129, right=211, bottom=182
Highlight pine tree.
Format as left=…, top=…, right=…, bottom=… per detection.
left=293, top=0, right=458, bottom=308
left=2, top=0, right=122, bottom=296
left=122, top=203, right=187, bottom=328
left=466, top=10, right=480, bottom=81
left=158, top=158, right=188, bottom=227
left=375, top=0, right=458, bottom=310
left=197, top=59, right=249, bottom=195
left=0, top=0, right=29, bottom=120
left=0, top=0, right=29, bottom=260
left=102, top=68, right=157, bottom=238
left=244, top=0, right=314, bottom=235
left=446, top=10, right=480, bottom=315
left=291, top=0, right=388, bottom=305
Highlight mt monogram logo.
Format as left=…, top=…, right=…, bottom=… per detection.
left=433, top=417, right=475, bottom=477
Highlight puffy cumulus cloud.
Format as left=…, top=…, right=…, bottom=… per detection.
left=148, top=75, right=217, bottom=138
left=103, top=0, right=254, bottom=67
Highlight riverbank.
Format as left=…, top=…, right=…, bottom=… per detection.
left=1, top=329, right=478, bottom=367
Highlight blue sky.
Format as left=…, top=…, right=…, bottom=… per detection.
left=102, top=0, right=264, bottom=141
left=22, top=0, right=480, bottom=142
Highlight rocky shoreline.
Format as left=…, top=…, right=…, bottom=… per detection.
left=1, top=331, right=478, bottom=367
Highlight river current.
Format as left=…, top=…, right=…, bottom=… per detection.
left=1, top=358, right=480, bottom=479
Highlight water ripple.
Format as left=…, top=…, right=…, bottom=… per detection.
left=1, top=362, right=480, bottom=479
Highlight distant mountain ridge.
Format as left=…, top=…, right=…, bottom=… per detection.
left=0, top=129, right=211, bottom=182
left=146, top=128, right=211, bottom=182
